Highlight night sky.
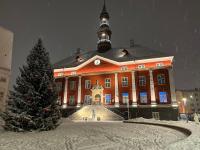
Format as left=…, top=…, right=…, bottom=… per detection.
left=0, top=0, right=200, bottom=90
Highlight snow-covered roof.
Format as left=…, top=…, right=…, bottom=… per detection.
left=54, top=45, right=172, bottom=69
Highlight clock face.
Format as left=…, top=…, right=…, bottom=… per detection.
left=94, top=59, right=101, bottom=65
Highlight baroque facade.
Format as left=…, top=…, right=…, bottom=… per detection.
left=54, top=2, right=178, bottom=120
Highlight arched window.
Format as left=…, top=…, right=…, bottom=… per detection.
left=157, top=74, right=165, bottom=85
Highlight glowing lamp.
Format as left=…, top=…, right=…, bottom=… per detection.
left=102, top=33, right=106, bottom=37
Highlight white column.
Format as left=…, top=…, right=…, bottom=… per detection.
left=168, top=67, right=177, bottom=107
left=63, top=77, right=68, bottom=108
left=115, top=73, right=119, bottom=107
left=131, top=71, right=137, bottom=107
left=77, top=76, right=82, bottom=107
left=150, top=70, right=156, bottom=105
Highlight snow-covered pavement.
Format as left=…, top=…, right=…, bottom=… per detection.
left=0, top=119, right=187, bottom=150
left=125, top=118, right=200, bottom=150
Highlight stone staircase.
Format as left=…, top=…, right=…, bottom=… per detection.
left=68, top=105, right=124, bottom=121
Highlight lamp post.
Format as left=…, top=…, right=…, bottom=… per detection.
left=127, top=99, right=130, bottom=120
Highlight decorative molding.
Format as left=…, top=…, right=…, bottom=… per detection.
left=54, top=55, right=174, bottom=73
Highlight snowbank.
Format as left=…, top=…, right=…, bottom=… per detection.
left=125, top=118, right=200, bottom=150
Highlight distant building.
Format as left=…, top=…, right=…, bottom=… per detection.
left=0, top=27, right=13, bottom=112
left=176, top=89, right=200, bottom=114
left=53, top=2, right=178, bottom=120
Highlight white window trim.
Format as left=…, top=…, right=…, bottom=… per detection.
left=105, top=78, right=111, bottom=88
left=157, top=74, right=166, bottom=85
left=139, top=76, right=146, bottom=86
left=84, top=95, right=91, bottom=104
left=122, top=77, right=128, bottom=87
left=85, top=80, right=91, bottom=89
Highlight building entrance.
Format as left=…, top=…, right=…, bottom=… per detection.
left=91, top=80, right=104, bottom=105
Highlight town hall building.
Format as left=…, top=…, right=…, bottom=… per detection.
left=54, top=2, right=178, bottom=120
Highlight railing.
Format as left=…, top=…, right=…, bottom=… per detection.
left=97, top=39, right=111, bottom=44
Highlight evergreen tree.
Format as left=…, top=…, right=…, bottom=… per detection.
left=1, top=39, right=61, bottom=132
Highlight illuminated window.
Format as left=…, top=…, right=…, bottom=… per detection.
left=139, top=76, right=146, bottom=86
left=69, top=95, right=75, bottom=105
left=85, top=80, right=91, bottom=89
left=105, top=94, right=111, bottom=104
left=140, top=92, right=148, bottom=103
left=105, top=78, right=111, bottom=88
left=69, top=81, right=76, bottom=90
left=157, top=74, right=165, bottom=85
left=159, top=92, right=168, bottom=103
left=122, top=77, right=128, bottom=87
left=122, top=93, right=129, bottom=104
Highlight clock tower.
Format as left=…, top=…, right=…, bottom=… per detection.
left=97, top=0, right=112, bottom=53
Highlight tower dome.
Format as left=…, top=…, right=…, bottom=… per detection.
left=97, top=0, right=112, bottom=53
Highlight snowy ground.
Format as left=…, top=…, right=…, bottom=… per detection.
left=126, top=118, right=200, bottom=150
left=0, top=119, right=187, bottom=150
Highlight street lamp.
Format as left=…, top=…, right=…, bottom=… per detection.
left=127, top=99, right=130, bottom=120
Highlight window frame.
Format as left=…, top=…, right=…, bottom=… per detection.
left=105, top=78, right=111, bottom=88
left=85, top=80, right=91, bottom=89
left=105, top=94, right=112, bottom=104
left=140, top=92, right=148, bottom=104
left=122, top=77, right=129, bottom=87
left=84, top=95, right=91, bottom=105
left=157, top=74, right=166, bottom=85
left=69, top=95, right=75, bottom=105
left=139, top=76, right=146, bottom=86
left=122, top=93, right=129, bottom=104
left=159, top=91, right=168, bottom=103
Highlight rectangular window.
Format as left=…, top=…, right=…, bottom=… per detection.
left=105, top=94, right=111, bottom=104
left=69, top=95, right=75, bottom=105
left=85, top=80, right=91, bottom=89
left=105, top=78, right=111, bottom=88
left=84, top=95, right=91, bottom=105
left=139, top=76, right=146, bottom=86
left=157, top=74, right=166, bottom=85
left=159, top=92, right=168, bottom=103
left=69, top=81, right=76, bottom=90
left=56, top=82, right=62, bottom=92
left=122, top=93, right=129, bottom=104
left=140, top=92, right=148, bottom=103
left=122, top=77, right=128, bottom=87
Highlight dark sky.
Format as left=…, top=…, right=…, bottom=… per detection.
left=0, top=0, right=200, bottom=90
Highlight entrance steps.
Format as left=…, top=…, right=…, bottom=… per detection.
left=68, top=105, right=124, bottom=121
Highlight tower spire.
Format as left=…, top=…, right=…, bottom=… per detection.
left=97, top=0, right=112, bottom=52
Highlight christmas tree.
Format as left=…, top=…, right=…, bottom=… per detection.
left=1, top=39, right=61, bottom=132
